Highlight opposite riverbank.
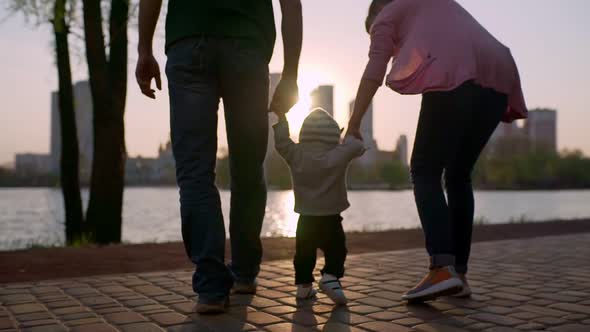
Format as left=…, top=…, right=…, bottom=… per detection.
left=1, top=218, right=589, bottom=283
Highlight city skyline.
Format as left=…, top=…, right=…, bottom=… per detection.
left=1, top=0, right=589, bottom=165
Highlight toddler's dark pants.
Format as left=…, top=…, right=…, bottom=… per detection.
left=294, top=215, right=347, bottom=284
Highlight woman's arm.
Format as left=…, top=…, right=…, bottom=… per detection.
left=348, top=9, right=395, bottom=139
left=346, top=79, right=380, bottom=140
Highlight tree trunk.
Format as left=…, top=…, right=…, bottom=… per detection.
left=82, top=0, right=128, bottom=244
left=53, top=0, right=84, bottom=244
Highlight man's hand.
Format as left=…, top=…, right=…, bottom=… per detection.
left=135, top=54, right=162, bottom=99
left=270, top=78, right=299, bottom=114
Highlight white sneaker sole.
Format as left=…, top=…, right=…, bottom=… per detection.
left=402, top=278, right=463, bottom=302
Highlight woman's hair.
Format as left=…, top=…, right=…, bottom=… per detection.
left=365, top=0, right=393, bottom=33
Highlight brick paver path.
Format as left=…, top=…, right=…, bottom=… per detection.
left=2, top=234, right=590, bottom=331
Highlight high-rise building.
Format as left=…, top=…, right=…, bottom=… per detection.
left=525, top=108, right=557, bottom=152
left=50, top=81, right=94, bottom=179
left=487, top=122, right=527, bottom=157
left=310, top=85, right=334, bottom=116
left=394, top=135, right=408, bottom=167
left=349, top=99, right=377, bottom=166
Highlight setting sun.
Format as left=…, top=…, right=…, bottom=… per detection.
left=284, top=72, right=326, bottom=140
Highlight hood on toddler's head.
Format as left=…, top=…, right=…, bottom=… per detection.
left=299, top=108, right=341, bottom=146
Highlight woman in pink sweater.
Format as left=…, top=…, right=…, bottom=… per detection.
left=347, top=0, right=527, bottom=302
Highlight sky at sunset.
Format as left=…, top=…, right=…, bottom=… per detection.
left=1, top=0, right=589, bottom=165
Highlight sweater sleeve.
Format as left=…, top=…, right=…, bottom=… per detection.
left=328, top=135, right=366, bottom=166
left=362, top=8, right=397, bottom=85
left=273, top=116, right=298, bottom=164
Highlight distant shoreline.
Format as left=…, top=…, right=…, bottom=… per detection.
left=2, top=218, right=589, bottom=284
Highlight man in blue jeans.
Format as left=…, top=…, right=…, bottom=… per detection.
left=135, top=0, right=302, bottom=314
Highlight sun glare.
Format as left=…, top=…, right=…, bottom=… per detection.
left=285, top=73, right=325, bottom=140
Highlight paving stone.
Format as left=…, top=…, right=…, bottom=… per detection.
left=282, top=311, right=327, bottom=326
left=79, top=296, right=114, bottom=307
left=97, top=286, right=130, bottom=294
left=484, top=299, right=521, bottom=307
left=103, top=311, right=146, bottom=324
left=0, top=293, right=36, bottom=304
left=468, top=313, right=524, bottom=327
left=135, top=304, right=169, bottom=313
left=65, top=288, right=98, bottom=296
left=169, top=301, right=196, bottom=314
left=0, top=317, right=16, bottom=329
left=466, top=322, right=494, bottom=331
left=444, top=308, right=476, bottom=316
left=324, top=312, right=373, bottom=325
left=534, top=293, right=581, bottom=302
left=148, top=312, right=187, bottom=326
left=414, top=323, right=467, bottom=332
left=118, top=322, right=166, bottom=332
left=133, top=286, right=169, bottom=297
left=481, top=306, right=513, bottom=315
left=347, top=305, right=381, bottom=314
left=406, top=305, right=447, bottom=320
left=69, top=322, right=118, bottom=332
left=515, top=323, right=545, bottom=331
left=319, top=322, right=366, bottom=332
left=507, top=311, right=540, bottom=320
left=60, top=312, right=97, bottom=321
left=165, top=322, right=210, bottom=332
left=15, top=312, right=53, bottom=321
left=367, top=311, right=406, bottom=320
left=21, top=324, right=67, bottom=332
left=392, top=317, right=423, bottom=326
left=46, top=300, right=81, bottom=309
left=549, top=303, right=590, bottom=315
left=549, top=324, right=590, bottom=332
left=52, top=306, right=87, bottom=315
left=563, top=313, right=587, bottom=320
left=249, top=296, right=282, bottom=308
left=264, top=306, right=298, bottom=315
left=434, top=317, right=477, bottom=327
left=528, top=299, right=554, bottom=306
left=358, top=321, right=412, bottom=332
left=245, top=311, right=283, bottom=325
left=265, top=322, right=314, bottom=332
left=8, top=303, right=46, bottom=315
left=356, top=297, right=398, bottom=308
left=190, top=314, right=253, bottom=331
left=31, top=287, right=60, bottom=295
left=518, top=304, right=569, bottom=317
left=483, top=327, right=519, bottom=332
left=65, top=317, right=105, bottom=326
left=123, top=298, right=157, bottom=307
left=94, top=306, right=128, bottom=314
left=19, top=318, right=61, bottom=328
left=532, top=316, right=567, bottom=326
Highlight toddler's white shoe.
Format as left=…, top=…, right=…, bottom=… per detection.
left=296, top=284, right=317, bottom=299
left=319, top=274, right=348, bottom=305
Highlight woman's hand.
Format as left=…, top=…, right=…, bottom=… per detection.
left=346, top=120, right=363, bottom=141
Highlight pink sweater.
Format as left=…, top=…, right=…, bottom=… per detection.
left=363, top=0, right=527, bottom=122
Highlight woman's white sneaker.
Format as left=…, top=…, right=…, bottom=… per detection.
left=319, top=274, right=348, bottom=305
